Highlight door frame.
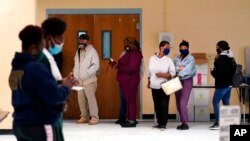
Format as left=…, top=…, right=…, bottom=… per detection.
left=46, top=8, right=143, bottom=119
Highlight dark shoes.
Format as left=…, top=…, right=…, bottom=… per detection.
left=209, top=123, right=219, bottom=130
left=120, top=121, right=136, bottom=128
left=152, top=125, right=166, bottom=130
left=115, top=119, right=138, bottom=124
left=177, top=123, right=189, bottom=130
left=115, top=119, right=126, bottom=124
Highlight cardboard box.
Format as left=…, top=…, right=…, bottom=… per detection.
left=195, top=106, right=210, bottom=121
left=195, top=64, right=208, bottom=74
left=192, top=53, right=208, bottom=64
left=193, top=88, right=210, bottom=106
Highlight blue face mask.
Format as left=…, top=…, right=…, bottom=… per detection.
left=49, top=43, right=63, bottom=55
left=179, top=49, right=189, bottom=55
left=163, top=48, right=170, bottom=55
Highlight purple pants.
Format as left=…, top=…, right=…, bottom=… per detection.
left=175, top=77, right=193, bottom=124
left=119, top=77, right=140, bottom=121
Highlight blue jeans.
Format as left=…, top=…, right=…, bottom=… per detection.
left=118, top=88, right=127, bottom=121
left=213, top=86, right=232, bottom=124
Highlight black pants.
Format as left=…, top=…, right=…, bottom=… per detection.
left=13, top=124, right=62, bottom=141
left=152, top=88, right=170, bottom=126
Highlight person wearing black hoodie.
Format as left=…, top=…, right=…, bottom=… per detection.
left=9, top=25, right=77, bottom=141
left=210, top=40, right=235, bottom=130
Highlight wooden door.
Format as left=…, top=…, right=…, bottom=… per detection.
left=48, top=14, right=140, bottom=119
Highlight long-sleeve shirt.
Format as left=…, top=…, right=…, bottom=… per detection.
left=43, top=48, right=62, bottom=81
left=116, top=49, right=143, bottom=82
left=9, top=53, right=70, bottom=126
left=73, top=44, right=100, bottom=83
left=211, top=50, right=235, bottom=88
left=173, top=54, right=196, bottom=80
left=148, top=54, right=176, bottom=89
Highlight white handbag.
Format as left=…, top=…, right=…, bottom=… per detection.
left=161, top=77, right=183, bottom=95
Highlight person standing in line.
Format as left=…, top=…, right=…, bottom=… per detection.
left=173, top=40, right=196, bottom=130
left=210, top=40, right=235, bottom=130
left=114, top=40, right=142, bottom=125
left=73, top=34, right=100, bottom=125
left=147, top=41, right=176, bottom=130
left=9, top=25, right=77, bottom=141
left=116, top=37, right=143, bottom=127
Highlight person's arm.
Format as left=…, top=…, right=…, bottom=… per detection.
left=178, top=56, right=196, bottom=78
left=30, top=63, right=72, bottom=108
left=73, top=51, right=80, bottom=79
left=155, top=59, right=176, bottom=79
left=117, top=51, right=142, bottom=72
left=86, top=48, right=100, bottom=76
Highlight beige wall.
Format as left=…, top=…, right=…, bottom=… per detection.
left=1, top=0, right=249, bottom=129
left=0, top=0, right=36, bottom=129
left=36, top=0, right=250, bottom=115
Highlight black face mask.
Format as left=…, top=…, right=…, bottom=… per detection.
left=216, top=48, right=221, bottom=54
left=124, top=45, right=131, bottom=52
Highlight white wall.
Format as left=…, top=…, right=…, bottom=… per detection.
left=0, top=0, right=36, bottom=129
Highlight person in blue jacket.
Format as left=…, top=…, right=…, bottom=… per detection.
left=9, top=25, right=77, bottom=141
left=173, top=40, right=196, bottom=130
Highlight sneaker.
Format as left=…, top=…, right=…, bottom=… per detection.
left=209, top=123, right=219, bottom=130
left=177, top=123, right=189, bottom=130
left=76, top=117, right=89, bottom=124
left=0, top=111, right=10, bottom=122
left=89, top=118, right=99, bottom=125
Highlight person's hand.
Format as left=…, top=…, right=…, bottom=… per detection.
left=179, top=66, right=185, bottom=71
left=62, top=72, right=79, bottom=88
left=108, top=58, right=117, bottom=68
left=155, top=72, right=163, bottom=78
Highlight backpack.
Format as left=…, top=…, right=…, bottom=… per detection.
left=232, top=59, right=243, bottom=86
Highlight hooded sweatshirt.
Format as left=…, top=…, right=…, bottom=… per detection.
left=9, top=52, right=70, bottom=126
left=211, top=50, right=235, bottom=88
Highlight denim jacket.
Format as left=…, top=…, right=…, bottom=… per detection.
left=173, top=54, right=196, bottom=80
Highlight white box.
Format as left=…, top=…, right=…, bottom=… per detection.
left=195, top=106, right=210, bottom=121
left=195, top=64, right=208, bottom=74
left=176, top=105, right=195, bottom=122
left=193, top=88, right=210, bottom=106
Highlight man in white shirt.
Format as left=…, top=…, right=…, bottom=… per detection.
left=73, top=34, right=100, bottom=125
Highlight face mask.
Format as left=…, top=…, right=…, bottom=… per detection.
left=216, top=48, right=221, bottom=54
left=78, top=43, right=87, bottom=49
left=124, top=45, right=131, bottom=52
left=163, top=48, right=170, bottom=55
left=49, top=43, right=63, bottom=55
left=179, top=49, right=189, bottom=55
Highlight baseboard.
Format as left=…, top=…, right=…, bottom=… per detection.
left=142, top=114, right=250, bottom=120
left=0, top=129, right=12, bottom=135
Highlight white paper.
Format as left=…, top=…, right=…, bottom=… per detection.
left=72, top=86, right=84, bottom=91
